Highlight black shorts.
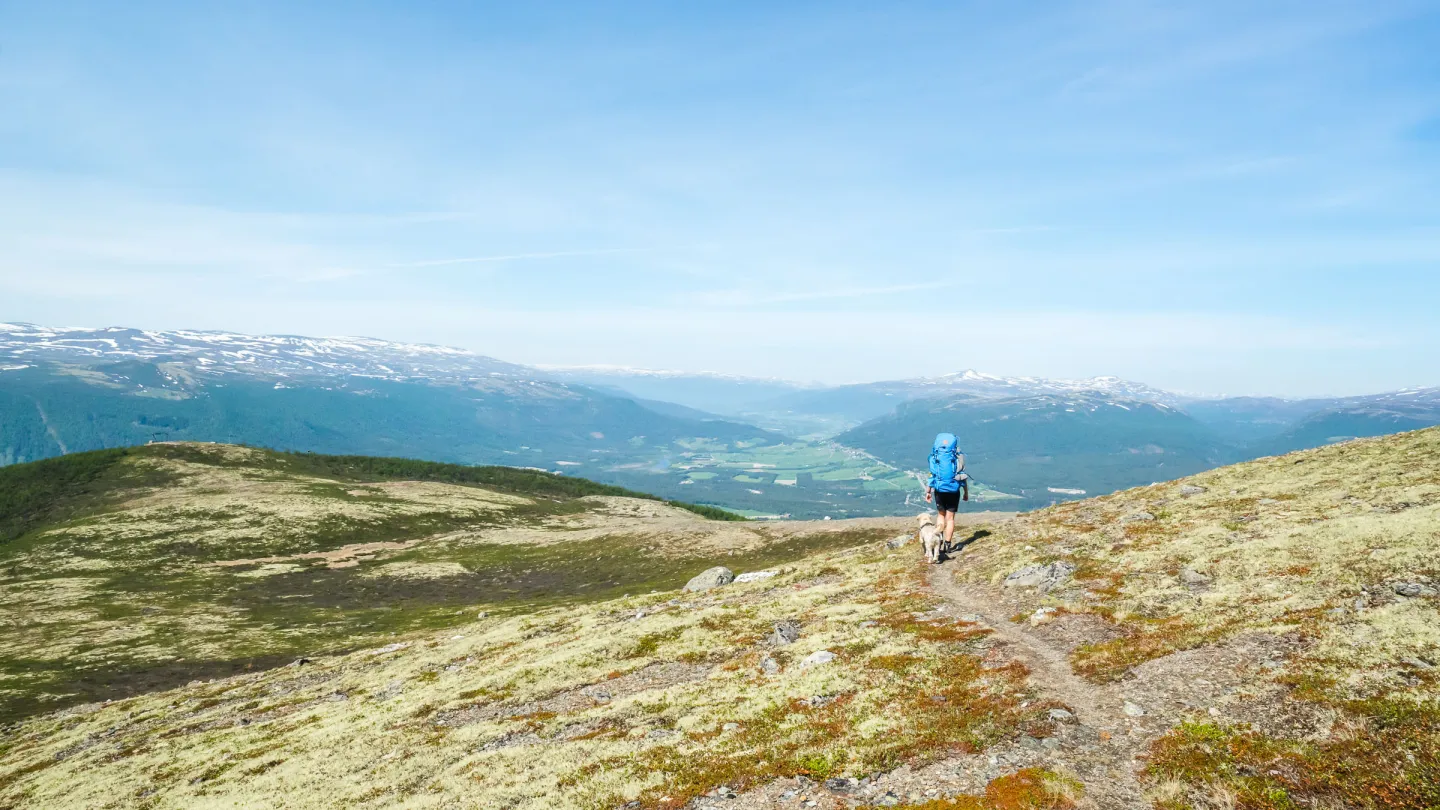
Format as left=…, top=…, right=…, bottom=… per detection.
left=933, top=489, right=961, bottom=512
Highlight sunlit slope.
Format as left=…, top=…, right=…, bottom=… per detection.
left=953, top=426, right=1440, bottom=807
left=0, top=527, right=1047, bottom=810
left=0, top=443, right=897, bottom=724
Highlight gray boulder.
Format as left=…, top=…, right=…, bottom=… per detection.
left=1121, top=511, right=1156, bottom=523
left=1179, top=485, right=1207, bottom=496
left=1003, top=561, right=1077, bottom=590
left=683, top=566, right=735, bottom=592
left=885, top=534, right=910, bottom=549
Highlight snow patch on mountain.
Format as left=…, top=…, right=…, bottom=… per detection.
left=0, top=323, right=528, bottom=384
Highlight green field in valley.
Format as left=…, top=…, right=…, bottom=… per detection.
left=588, top=436, right=1020, bottom=519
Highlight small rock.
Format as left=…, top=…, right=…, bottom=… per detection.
left=760, top=657, right=780, bottom=675
left=1030, top=606, right=1058, bottom=625
left=683, top=566, right=735, bottom=593
left=633, top=610, right=647, bottom=620
left=722, top=722, right=740, bottom=731
left=1179, top=485, right=1207, bottom=496
left=885, top=534, right=910, bottom=549
left=1333, top=490, right=1351, bottom=501
left=824, top=777, right=854, bottom=793
left=735, top=570, right=777, bottom=583
left=958, top=613, right=983, bottom=623
left=770, top=619, right=802, bottom=646
left=874, top=793, right=901, bottom=807
left=1179, top=567, right=1212, bottom=587
left=1003, top=561, right=1077, bottom=590
left=1402, top=657, right=1436, bottom=670
left=1122, top=511, right=1156, bottom=522
left=800, top=650, right=837, bottom=668
left=477, top=611, right=489, bottom=619
left=289, top=658, right=311, bottom=667
left=1123, top=701, right=1146, bottom=717
left=1041, top=736, right=1061, bottom=749
left=1048, top=708, right=1078, bottom=724
left=1258, top=498, right=1280, bottom=506
left=1393, top=582, right=1439, bottom=598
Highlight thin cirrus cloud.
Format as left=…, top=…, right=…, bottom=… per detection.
left=389, top=247, right=659, bottom=269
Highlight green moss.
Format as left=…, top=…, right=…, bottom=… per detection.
left=1147, top=704, right=1440, bottom=810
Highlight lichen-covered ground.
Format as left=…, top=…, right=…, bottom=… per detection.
left=0, top=444, right=914, bottom=724
left=947, top=426, right=1440, bottom=809
left=2, top=429, right=1437, bottom=809
left=1, top=524, right=1042, bottom=809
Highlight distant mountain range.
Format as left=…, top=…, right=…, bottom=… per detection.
left=537, top=365, right=815, bottom=415
left=3, top=322, right=1437, bottom=512
left=0, top=323, right=777, bottom=478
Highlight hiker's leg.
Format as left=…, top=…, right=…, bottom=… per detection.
left=942, top=510, right=956, bottom=549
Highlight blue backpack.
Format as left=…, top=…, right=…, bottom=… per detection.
left=929, top=433, right=964, bottom=493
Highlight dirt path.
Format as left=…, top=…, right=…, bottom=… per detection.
left=925, top=563, right=1149, bottom=809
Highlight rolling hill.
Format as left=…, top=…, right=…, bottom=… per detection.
left=2, top=427, right=1435, bottom=808
left=0, top=442, right=898, bottom=725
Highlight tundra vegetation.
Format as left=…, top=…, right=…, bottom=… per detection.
left=1, top=428, right=1437, bottom=809
left=952, top=426, right=1440, bottom=809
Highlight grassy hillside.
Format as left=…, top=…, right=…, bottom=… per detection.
left=2, top=430, right=1436, bottom=809
left=839, top=393, right=1235, bottom=509
left=0, top=444, right=915, bottom=725
left=0, top=518, right=1046, bottom=810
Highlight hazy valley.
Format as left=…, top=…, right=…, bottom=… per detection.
left=3, top=323, right=1438, bottom=515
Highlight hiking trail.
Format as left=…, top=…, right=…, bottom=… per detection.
left=925, top=562, right=1149, bottom=809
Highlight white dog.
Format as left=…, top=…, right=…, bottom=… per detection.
left=916, top=513, right=944, bottom=563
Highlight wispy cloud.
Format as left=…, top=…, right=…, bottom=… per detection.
left=391, top=248, right=656, bottom=268
left=694, top=281, right=954, bottom=306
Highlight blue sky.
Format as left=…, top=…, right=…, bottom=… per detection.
left=2, top=1, right=1438, bottom=395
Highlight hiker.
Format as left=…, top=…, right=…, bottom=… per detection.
left=924, top=432, right=968, bottom=555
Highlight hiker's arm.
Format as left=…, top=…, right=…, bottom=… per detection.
left=924, top=486, right=933, bottom=503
